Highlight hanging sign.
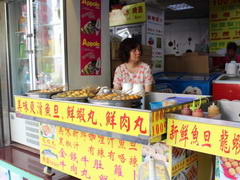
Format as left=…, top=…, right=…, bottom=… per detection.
left=109, top=2, right=146, bottom=27
left=15, top=96, right=150, bottom=137
left=167, top=118, right=240, bottom=161
left=40, top=125, right=142, bottom=180
left=209, top=1, right=240, bottom=53
left=80, top=0, right=101, bottom=76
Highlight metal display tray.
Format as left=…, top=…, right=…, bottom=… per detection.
left=51, top=95, right=88, bottom=102
left=26, top=90, right=62, bottom=98
left=88, top=97, right=142, bottom=107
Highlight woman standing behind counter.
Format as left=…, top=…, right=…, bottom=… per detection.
left=113, top=38, right=153, bottom=94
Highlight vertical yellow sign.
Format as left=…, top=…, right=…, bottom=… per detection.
left=40, top=124, right=143, bottom=179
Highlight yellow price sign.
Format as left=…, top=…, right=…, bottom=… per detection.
left=167, top=118, right=240, bottom=160
left=109, top=2, right=146, bottom=26
left=15, top=96, right=150, bottom=137
left=209, top=1, right=240, bottom=53
left=40, top=125, right=143, bottom=179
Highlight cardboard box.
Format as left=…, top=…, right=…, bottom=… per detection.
left=165, top=53, right=210, bottom=73
left=111, top=40, right=121, bottom=59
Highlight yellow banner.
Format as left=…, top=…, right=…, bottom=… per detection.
left=209, top=1, right=240, bottom=53
left=172, top=153, right=198, bottom=177
left=167, top=119, right=240, bottom=160
left=109, top=2, right=146, bottom=26
left=15, top=96, right=150, bottom=137
left=40, top=125, right=142, bottom=179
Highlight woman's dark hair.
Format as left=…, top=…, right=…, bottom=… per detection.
left=227, top=42, right=237, bottom=51
left=119, top=38, right=142, bottom=62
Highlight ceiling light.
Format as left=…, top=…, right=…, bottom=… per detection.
left=167, top=3, right=194, bottom=11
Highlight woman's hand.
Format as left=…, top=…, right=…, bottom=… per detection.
left=145, top=85, right=152, bottom=92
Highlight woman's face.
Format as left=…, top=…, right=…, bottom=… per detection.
left=129, top=46, right=141, bottom=63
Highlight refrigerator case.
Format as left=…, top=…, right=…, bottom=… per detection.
left=7, top=0, right=66, bottom=149
left=154, top=72, right=221, bottom=95
left=212, top=74, right=240, bottom=100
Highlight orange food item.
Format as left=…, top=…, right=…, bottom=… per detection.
left=229, top=168, right=236, bottom=176
left=225, top=161, right=231, bottom=168
left=192, top=109, right=204, bottom=117
left=231, top=161, right=238, bottom=168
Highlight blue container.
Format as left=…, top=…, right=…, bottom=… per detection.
left=149, top=102, right=163, bottom=110
left=153, top=72, right=221, bottom=95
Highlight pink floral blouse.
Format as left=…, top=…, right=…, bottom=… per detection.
left=113, top=62, right=153, bottom=88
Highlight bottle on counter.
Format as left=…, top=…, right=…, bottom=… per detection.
left=208, top=102, right=220, bottom=118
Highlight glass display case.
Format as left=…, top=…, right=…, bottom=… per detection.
left=7, top=0, right=30, bottom=100
left=7, top=0, right=66, bottom=107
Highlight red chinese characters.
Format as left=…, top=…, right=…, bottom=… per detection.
left=220, top=129, right=230, bottom=153
left=97, top=148, right=105, bottom=158
left=118, top=140, right=125, bottom=149
left=129, top=156, right=138, bottom=167
left=53, top=104, right=60, bottom=118
left=30, top=101, right=35, bottom=114
left=99, top=175, right=108, bottom=180
left=16, top=99, right=22, bottom=112
left=170, top=121, right=179, bottom=144
left=70, top=164, right=77, bottom=175
left=191, top=125, right=199, bottom=145
left=88, top=146, right=95, bottom=156
left=81, top=169, right=91, bottom=179
left=44, top=103, right=51, bottom=116
left=129, top=142, right=137, bottom=151
left=134, top=116, right=147, bottom=134
left=120, top=113, right=130, bottom=132
left=98, top=136, right=105, bottom=145
left=108, top=151, right=115, bottom=161
left=70, top=152, right=77, bottom=161
left=59, top=148, right=67, bottom=158
left=88, top=134, right=96, bottom=142
left=76, top=108, right=85, bottom=122
left=88, top=110, right=97, bottom=125
left=93, top=160, right=104, bottom=169
left=114, top=165, right=123, bottom=177
left=23, top=101, right=29, bottom=112
left=59, top=160, right=66, bottom=169
left=179, top=125, right=189, bottom=147
left=106, top=111, right=116, bottom=129
left=118, top=154, right=126, bottom=163
left=232, top=133, right=240, bottom=155
left=37, top=102, right=43, bottom=115
left=202, top=130, right=212, bottom=147
left=81, top=156, right=89, bottom=167
left=67, top=106, right=75, bottom=120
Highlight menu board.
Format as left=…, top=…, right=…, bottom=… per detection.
left=40, top=125, right=143, bottom=179
left=209, top=1, right=240, bottom=54
left=80, top=0, right=101, bottom=76
left=146, top=10, right=165, bottom=72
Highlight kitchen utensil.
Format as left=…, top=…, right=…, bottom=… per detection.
left=225, top=61, right=240, bottom=76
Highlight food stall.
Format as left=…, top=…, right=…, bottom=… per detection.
left=14, top=90, right=208, bottom=179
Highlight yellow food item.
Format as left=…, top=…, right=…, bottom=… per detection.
left=229, top=168, right=236, bottom=176
left=235, top=166, right=240, bottom=174
left=55, top=88, right=97, bottom=98
left=30, top=87, right=63, bottom=93
left=231, top=161, right=239, bottom=168
left=225, top=161, right=232, bottom=168
left=92, top=93, right=141, bottom=100
left=208, top=103, right=220, bottom=118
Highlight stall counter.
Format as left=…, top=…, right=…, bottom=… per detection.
left=15, top=93, right=207, bottom=180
